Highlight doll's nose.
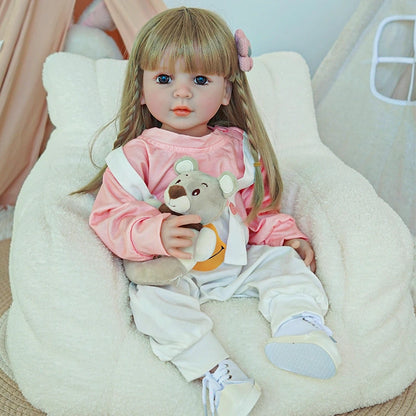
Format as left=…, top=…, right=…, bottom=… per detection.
left=173, top=84, right=192, bottom=98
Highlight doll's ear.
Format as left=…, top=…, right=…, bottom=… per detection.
left=222, top=80, right=232, bottom=106
left=174, top=157, right=198, bottom=174
left=140, top=94, right=146, bottom=105
left=218, top=172, right=237, bottom=198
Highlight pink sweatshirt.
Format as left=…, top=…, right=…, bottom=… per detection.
left=90, top=127, right=307, bottom=261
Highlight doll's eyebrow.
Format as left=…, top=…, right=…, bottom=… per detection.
left=201, top=183, right=208, bottom=187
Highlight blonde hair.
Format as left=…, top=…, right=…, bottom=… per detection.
left=79, top=7, right=283, bottom=222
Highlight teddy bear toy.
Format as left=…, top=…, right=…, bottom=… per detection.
left=123, top=157, right=238, bottom=286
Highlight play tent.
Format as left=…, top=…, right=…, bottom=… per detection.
left=0, top=0, right=165, bottom=208
left=313, top=0, right=416, bottom=235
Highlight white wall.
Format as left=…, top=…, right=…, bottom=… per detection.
left=164, top=0, right=362, bottom=74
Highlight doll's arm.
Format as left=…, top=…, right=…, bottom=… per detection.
left=247, top=211, right=308, bottom=247
left=160, top=214, right=202, bottom=260
left=239, top=162, right=308, bottom=247
left=284, top=238, right=316, bottom=272
left=90, top=168, right=170, bottom=261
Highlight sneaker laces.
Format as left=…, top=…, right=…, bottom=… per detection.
left=298, top=313, right=337, bottom=342
left=202, top=361, right=231, bottom=416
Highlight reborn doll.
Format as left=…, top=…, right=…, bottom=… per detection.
left=87, top=8, right=340, bottom=416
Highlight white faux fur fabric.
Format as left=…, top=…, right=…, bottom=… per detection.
left=1, top=52, right=415, bottom=416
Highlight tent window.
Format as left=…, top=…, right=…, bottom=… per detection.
left=370, top=15, right=416, bottom=105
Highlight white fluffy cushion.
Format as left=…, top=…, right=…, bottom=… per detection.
left=2, top=52, right=416, bottom=416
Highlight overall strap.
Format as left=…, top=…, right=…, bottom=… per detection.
left=105, top=147, right=159, bottom=206
left=237, top=132, right=256, bottom=191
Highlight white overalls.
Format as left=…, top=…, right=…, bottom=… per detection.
left=106, top=139, right=329, bottom=382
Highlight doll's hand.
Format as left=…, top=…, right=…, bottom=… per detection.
left=284, top=239, right=316, bottom=273
left=161, top=214, right=201, bottom=259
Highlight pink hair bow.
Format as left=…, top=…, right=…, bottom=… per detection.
left=234, top=29, right=253, bottom=72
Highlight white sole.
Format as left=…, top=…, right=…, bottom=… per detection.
left=265, top=331, right=340, bottom=379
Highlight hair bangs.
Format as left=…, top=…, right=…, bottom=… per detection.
left=139, top=7, right=239, bottom=78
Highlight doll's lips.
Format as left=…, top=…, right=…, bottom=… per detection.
left=173, top=106, right=191, bottom=116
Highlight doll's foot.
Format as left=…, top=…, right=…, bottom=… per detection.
left=265, top=313, right=341, bottom=379
left=202, top=359, right=261, bottom=416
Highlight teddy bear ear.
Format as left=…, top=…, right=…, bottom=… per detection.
left=218, top=172, right=238, bottom=197
left=174, top=157, right=199, bottom=174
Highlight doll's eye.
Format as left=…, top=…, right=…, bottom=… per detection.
left=175, top=179, right=181, bottom=184
left=194, top=75, right=209, bottom=86
left=192, top=189, right=200, bottom=196
left=156, top=74, right=172, bottom=84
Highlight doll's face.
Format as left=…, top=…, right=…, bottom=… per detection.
left=141, top=58, right=232, bottom=137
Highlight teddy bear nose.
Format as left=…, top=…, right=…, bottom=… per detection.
left=169, top=185, right=187, bottom=199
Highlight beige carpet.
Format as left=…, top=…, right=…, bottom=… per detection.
left=0, top=238, right=415, bottom=415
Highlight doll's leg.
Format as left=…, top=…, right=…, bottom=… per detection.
left=129, top=278, right=227, bottom=382
left=242, top=245, right=341, bottom=379
left=129, top=279, right=261, bottom=416
left=244, top=245, right=329, bottom=331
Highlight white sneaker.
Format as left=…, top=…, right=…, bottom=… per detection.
left=202, top=359, right=261, bottom=416
left=265, top=313, right=341, bottom=379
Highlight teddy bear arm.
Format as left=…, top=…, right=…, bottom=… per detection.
left=194, top=227, right=217, bottom=261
